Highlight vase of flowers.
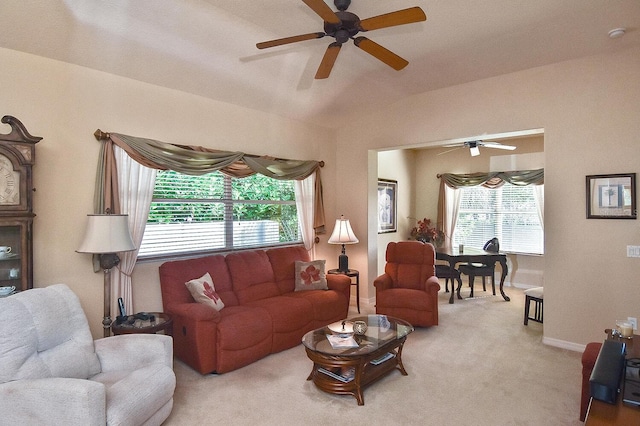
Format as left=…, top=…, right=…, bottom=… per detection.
left=410, top=218, right=445, bottom=247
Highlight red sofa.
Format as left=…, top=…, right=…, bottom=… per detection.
left=159, top=246, right=351, bottom=374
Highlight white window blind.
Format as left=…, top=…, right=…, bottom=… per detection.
left=138, top=170, right=300, bottom=260
left=453, top=183, right=543, bottom=255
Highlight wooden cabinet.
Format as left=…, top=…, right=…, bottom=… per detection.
left=0, top=116, right=41, bottom=292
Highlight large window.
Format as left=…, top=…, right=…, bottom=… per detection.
left=453, top=183, right=543, bottom=255
left=138, top=170, right=300, bottom=259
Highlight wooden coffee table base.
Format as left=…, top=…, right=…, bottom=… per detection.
left=305, top=337, right=408, bottom=405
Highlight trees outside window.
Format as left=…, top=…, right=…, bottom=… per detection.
left=139, top=170, right=299, bottom=260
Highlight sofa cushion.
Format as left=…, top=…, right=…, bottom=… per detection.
left=294, top=260, right=328, bottom=291
left=287, top=289, right=347, bottom=324
left=0, top=284, right=101, bottom=383
left=90, top=363, right=175, bottom=426
left=215, top=306, right=273, bottom=373
left=266, top=245, right=310, bottom=294
left=376, top=287, right=437, bottom=311
left=185, top=272, right=225, bottom=311
left=160, top=254, right=238, bottom=309
left=385, top=242, right=436, bottom=290
left=245, top=296, right=314, bottom=352
left=226, top=250, right=280, bottom=304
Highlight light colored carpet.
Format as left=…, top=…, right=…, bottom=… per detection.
left=164, top=285, right=583, bottom=425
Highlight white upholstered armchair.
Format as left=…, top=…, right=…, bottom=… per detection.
left=0, top=284, right=176, bottom=426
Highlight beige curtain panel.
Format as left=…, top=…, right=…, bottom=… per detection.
left=93, top=131, right=326, bottom=233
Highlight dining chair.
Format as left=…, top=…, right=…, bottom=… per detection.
left=524, top=286, right=544, bottom=325
left=435, top=264, right=461, bottom=294
left=458, top=238, right=499, bottom=297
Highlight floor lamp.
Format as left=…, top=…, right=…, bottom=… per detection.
left=77, top=214, right=136, bottom=338
left=328, top=215, right=359, bottom=272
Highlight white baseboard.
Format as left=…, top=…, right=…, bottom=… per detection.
left=543, top=336, right=586, bottom=353
left=508, top=268, right=544, bottom=288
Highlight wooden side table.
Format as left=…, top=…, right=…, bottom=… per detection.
left=327, top=269, right=360, bottom=313
left=585, top=330, right=640, bottom=425
left=111, top=312, right=173, bottom=336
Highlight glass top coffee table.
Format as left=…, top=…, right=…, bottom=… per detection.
left=302, top=314, right=414, bottom=405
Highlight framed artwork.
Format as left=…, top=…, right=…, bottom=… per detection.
left=586, top=173, right=636, bottom=219
left=378, top=179, right=397, bottom=233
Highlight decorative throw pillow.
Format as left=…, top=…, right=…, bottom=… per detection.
left=294, top=260, right=328, bottom=291
left=185, top=272, right=225, bottom=311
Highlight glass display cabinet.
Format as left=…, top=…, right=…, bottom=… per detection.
left=0, top=222, right=30, bottom=288
left=0, top=116, right=41, bottom=292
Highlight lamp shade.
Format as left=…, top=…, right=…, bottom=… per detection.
left=328, top=216, right=359, bottom=245
left=77, top=214, right=136, bottom=254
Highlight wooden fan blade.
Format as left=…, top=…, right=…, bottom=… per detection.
left=359, top=7, right=426, bottom=31
left=302, top=0, right=340, bottom=24
left=315, top=43, right=341, bottom=79
left=256, top=32, right=325, bottom=49
left=482, top=142, right=516, bottom=150
left=353, top=37, right=408, bottom=70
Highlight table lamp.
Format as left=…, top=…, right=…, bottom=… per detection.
left=77, top=213, right=136, bottom=337
left=328, top=215, right=359, bottom=272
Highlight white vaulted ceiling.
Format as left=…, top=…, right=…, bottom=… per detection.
left=2, top=0, right=639, bottom=129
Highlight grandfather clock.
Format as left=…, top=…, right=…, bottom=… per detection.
left=0, top=116, right=41, bottom=292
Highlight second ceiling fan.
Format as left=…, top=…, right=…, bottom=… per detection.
left=439, top=140, right=517, bottom=157
left=256, top=0, right=427, bottom=79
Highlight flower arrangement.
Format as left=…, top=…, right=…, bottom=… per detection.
left=410, top=218, right=445, bottom=247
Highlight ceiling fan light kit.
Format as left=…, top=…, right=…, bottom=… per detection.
left=256, top=0, right=427, bottom=79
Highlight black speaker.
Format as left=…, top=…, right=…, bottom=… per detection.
left=589, top=339, right=626, bottom=404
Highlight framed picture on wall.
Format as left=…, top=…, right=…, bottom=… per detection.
left=378, top=179, right=397, bottom=233
left=586, top=173, right=636, bottom=219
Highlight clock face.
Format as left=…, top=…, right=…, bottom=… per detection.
left=0, top=154, right=20, bottom=206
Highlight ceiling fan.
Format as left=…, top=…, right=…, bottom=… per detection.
left=256, top=0, right=426, bottom=79
left=439, top=140, right=517, bottom=157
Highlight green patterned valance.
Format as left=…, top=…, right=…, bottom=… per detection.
left=438, top=168, right=544, bottom=189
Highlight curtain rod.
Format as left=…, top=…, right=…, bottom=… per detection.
left=94, top=129, right=324, bottom=167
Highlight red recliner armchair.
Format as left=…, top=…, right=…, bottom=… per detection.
left=374, top=241, right=441, bottom=327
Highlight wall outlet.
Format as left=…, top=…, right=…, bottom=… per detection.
left=628, top=317, right=638, bottom=330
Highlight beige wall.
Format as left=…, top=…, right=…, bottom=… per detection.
left=338, top=46, right=640, bottom=349
left=376, top=149, right=416, bottom=276
left=3, top=44, right=640, bottom=350
left=0, top=47, right=340, bottom=338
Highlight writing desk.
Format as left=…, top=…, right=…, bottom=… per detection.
left=436, top=246, right=509, bottom=304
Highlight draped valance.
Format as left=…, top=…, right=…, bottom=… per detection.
left=93, top=131, right=326, bottom=233
left=436, top=168, right=544, bottom=240
left=438, top=168, right=544, bottom=189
